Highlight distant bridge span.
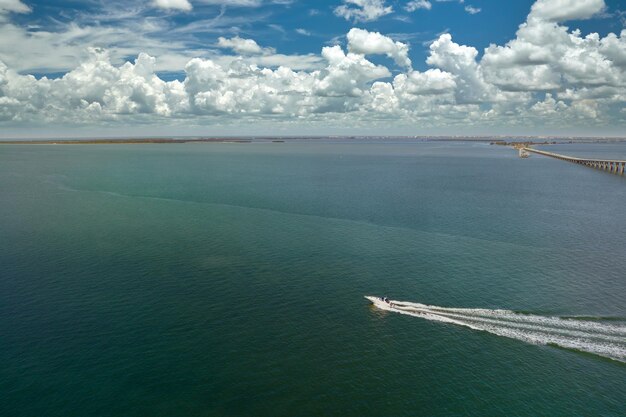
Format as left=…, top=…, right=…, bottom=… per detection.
left=523, top=148, right=626, bottom=176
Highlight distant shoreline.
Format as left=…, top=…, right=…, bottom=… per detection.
left=0, top=138, right=254, bottom=145
left=1, top=136, right=626, bottom=145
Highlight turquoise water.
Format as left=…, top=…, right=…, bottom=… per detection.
left=1, top=141, right=625, bottom=416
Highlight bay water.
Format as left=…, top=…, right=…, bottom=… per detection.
left=1, top=140, right=625, bottom=416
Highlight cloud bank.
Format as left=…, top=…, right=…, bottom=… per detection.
left=0, top=0, right=624, bottom=135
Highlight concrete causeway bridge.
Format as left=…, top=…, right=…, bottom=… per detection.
left=523, top=147, right=626, bottom=175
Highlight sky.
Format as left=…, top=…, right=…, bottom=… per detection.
left=0, top=0, right=625, bottom=138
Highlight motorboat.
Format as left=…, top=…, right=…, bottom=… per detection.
left=365, top=295, right=394, bottom=309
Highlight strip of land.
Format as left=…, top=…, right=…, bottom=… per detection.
left=1, top=136, right=625, bottom=145
left=0, top=138, right=253, bottom=145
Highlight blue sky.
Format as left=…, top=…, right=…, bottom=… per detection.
left=0, top=0, right=625, bottom=137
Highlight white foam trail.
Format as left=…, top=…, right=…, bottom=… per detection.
left=367, top=297, right=626, bottom=362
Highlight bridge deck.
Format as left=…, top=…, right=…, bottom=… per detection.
left=524, top=148, right=626, bottom=164
left=522, top=147, right=626, bottom=175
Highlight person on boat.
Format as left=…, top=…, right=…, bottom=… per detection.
left=383, top=296, right=394, bottom=307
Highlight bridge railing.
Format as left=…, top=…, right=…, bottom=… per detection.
left=523, top=148, right=626, bottom=175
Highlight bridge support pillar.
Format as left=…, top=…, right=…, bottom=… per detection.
left=523, top=147, right=625, bottom=176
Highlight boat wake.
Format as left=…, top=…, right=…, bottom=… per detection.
left=366, top=297, right=626, bottom=363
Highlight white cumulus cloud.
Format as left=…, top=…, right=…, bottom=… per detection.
left=405, top=0, right=432, bottom=12
left=153, top=0, right=193, bottom=11
left=427, top=33, right=494, bottom=104
left=197, top=0, right=262, bottom=6
left=347, top=28, right=412, bottom=69
left=482, top=1, right=625, bottom=92
left=334, top=0, right=393, bottom=23
left=464, top=5, right=480, bottom=14
left=217, top=36, right=274, bottom=55
left=529, top=0, right=605, bottom=22
left=0, top=0, right=31, bottom=14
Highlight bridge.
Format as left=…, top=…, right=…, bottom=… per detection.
left=523, top=148, right=626, bottom=175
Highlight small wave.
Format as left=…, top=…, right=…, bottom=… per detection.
left=559, top=315, right=626, bottom=322
left=376, top=299, right=626, bottom=363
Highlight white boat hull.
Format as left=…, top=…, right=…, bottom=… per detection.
left=365, top=295, right=394, bottom=310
